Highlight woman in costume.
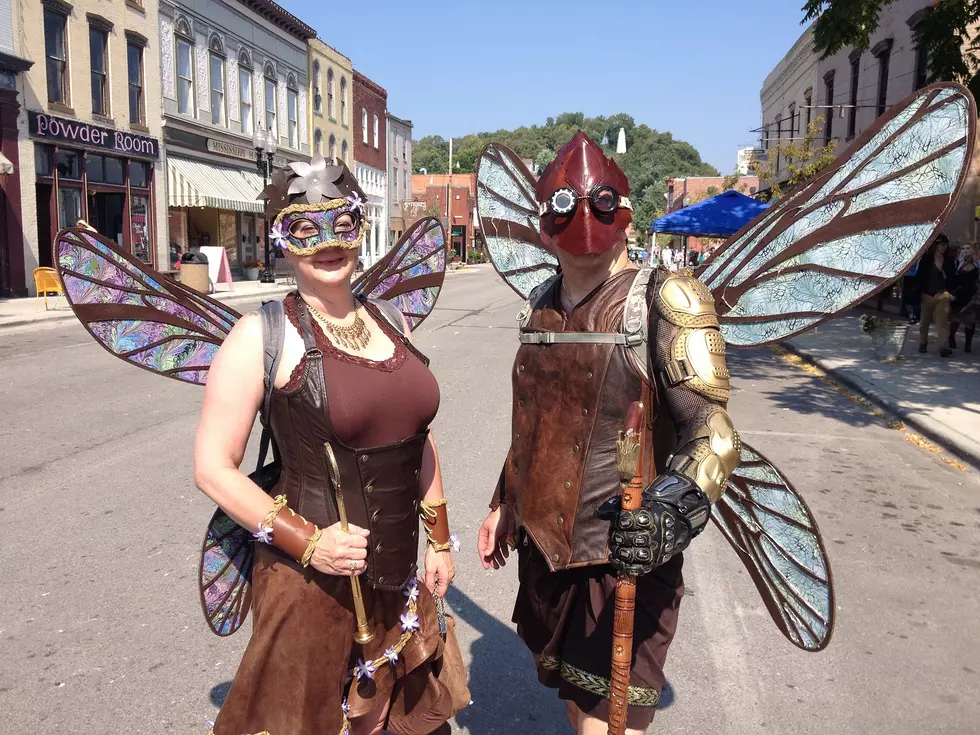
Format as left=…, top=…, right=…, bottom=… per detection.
left=193, top=153, right=459, bottom=735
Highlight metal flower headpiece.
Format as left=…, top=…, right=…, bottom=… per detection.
left=258, top=153, right=367, bottom=217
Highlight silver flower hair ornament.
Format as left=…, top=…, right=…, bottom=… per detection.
left=284, top=153, right=366, bottom=205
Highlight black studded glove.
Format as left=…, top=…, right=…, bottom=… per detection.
left=595, top=472, right=711, bottom=576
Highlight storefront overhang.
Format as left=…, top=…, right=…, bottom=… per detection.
left=167, top=157, right=265, bottom=213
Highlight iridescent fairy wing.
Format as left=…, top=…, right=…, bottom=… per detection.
left=352, top=216, right=447, bottom=330
left=476, top=142, right=558, bottom=299
left=698, top=82, right=976, bottom=347
left=199, top=509, right=254, bottom=637
left=56, top=227, right=239, bottom=385
left=711, top=442, right=835, bottom=652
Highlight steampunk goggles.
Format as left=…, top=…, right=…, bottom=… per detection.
left=538, top=185, right=633, bottom=218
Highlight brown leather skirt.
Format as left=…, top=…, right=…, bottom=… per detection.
left=513, top=539, right=684, bottom=731
left=212, top=545, right=454, bottom=735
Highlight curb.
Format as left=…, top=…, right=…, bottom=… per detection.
left=782, top=340, right=980, bottom=472
left=0, top=284, right=294, bottom=331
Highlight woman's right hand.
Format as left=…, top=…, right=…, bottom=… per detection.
left=309, top=522, right=370, bottom=576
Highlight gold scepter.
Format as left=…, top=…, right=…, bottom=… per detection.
left=607, top=401, right=645, bottom=735
left=324, top=442, right=374, bottom=645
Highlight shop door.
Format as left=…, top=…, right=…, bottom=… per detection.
left=88, top=192, right=125, bottom=247
left=36, top=184, right=53, bottom=268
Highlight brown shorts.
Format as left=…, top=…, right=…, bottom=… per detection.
left=513, top=537, right=684, bottom=731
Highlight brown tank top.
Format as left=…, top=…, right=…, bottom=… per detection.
left=282, top=293, right=440, bottom=448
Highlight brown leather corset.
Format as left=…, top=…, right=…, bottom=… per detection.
left=504, top=269, right=667, bottom=571
left=265, top=303, right=426, bottom=591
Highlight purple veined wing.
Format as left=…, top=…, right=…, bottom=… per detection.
left=198, top=509, right=254, bottom=637
left=56, top=226, right=240, bottom=385
left=352, top=216, right=447, bottom=330
left=476, top=142, right=557, bottom=299
left=711, top=442, right=835, bottom=652
left=697, top=82, right=977, bottom=348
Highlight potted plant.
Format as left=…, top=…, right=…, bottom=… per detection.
left=859, top=313, right=909, bottom=362
left=242, top=259, right=263, bottom=281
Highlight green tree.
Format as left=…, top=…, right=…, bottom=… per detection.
left=750, top=116, right=837, bottom=201
left=803, top=0, right=980, bottom=83
left=412, top=135, right=450, bottom=174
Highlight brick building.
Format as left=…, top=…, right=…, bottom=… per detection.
left=352, top=70, right=387, bottom=267
left=412, top=173, right=475, bottom=261
left=663, top=175, right=760, bottom=254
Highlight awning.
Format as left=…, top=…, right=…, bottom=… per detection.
left=0, top=151, right=14, bottom=175
left=167, top=157, right=265, bottom=213
left=651, top=189, right=768, bottom=238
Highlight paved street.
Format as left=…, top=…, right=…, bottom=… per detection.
left=2, top=264, right=979, bottom=734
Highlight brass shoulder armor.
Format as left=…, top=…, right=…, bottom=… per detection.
left=654, top=275, right=730, bottom=403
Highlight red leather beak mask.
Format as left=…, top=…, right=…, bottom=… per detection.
left=536, top=131, right=633, bottom=257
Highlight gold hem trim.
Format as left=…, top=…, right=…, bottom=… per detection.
left=539, top=655, right=660, bottom=707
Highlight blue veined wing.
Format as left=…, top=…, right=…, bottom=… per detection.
left=199, top=509, right=255, bottom=637
left=698, top=82, right=977, bottom=347
left=476, top=142, right=558, bottom=299
left=56, top=226, right=240, bottom=385
left=712, top=442, right=835, bottom=652
left=353, top=216, right=447, bottom=330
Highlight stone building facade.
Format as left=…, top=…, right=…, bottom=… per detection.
left=387, top=112, right=412, bottom=242
left=13, top=0, right=166, bottom=295
left=308, top=38, right=352, bottom=165
left=352, top=70, right=386, bottom=267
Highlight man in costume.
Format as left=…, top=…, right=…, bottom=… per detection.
left=478, top=132, right=741, bottom=734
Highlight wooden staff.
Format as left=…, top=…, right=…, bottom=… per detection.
left=607, top=401, right=645, bottom=735
left=324, top=442, right=375, bottom=645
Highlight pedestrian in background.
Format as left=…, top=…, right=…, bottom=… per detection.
left=916, top=234, right=956, bottom=357
left=949, top=244, right=979, bottom=353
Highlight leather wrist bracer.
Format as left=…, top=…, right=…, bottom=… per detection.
left=420, top=498, right=452, bottom=551
left=255, top=495, right=321, bottom=566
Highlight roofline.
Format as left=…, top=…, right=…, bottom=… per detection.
left=310, top=37, right=352, bottom=65
left=388, top=113, right=413, bottom=127
left=234, top=0, right=316, bottom=41
left=353, top=69, right=388, bottom=98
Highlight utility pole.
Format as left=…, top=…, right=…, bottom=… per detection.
left=447, top=137, right=453, bottom=259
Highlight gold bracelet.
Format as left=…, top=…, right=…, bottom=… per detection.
left=263, top=495, right=289, bottom=527
left=301, top=526, right=324, bottom=567
left=428, top=539, right=452, bottom=553
left=419, top=498, right=448, bottom=520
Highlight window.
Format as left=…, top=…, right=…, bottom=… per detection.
left=362, top=108, right=368, bottom=144
left=127, top=41, right=145, bottom=125
left=393, top=167, right=398, bottom=194
left=788, top=103, right=796, bottom=139
left=176, top=31, right=194, bottom=115
left=327, top=67, right=334, bottom=119
left=328, top=133, right=336, bottom=160
left=403, top=138, right=408, bottom=163
left=395, top=133, right=401, bottom=159
left=129, top=161, right=148, bottom=188
left=373, top=114, right=379, bottom=149
left=341, top=139, right=348, bottom=163
left=914, top=42, right=928, bottom=91
left=823, top=71, right=835, bottom=144
left=848, top=51, right=860, bottom=138
left=314, top=128, right=322, bottom=153
left=287, top=75, right=298, bottom=149
left=312, top=60, right=321, bottom=114
left=340, top=77, right=347, bottom=124
left=265, top=64, right=277, bottom=140
left=775, top=116, right=782, bottom=171
left=238, top=51, right=253, bottom=135
left=44, top=8, right=68, bottom=106
left=874, top=39, right=893, bottom=117
left=804, top=89, right=812, bottom=132
left=89, top=26, right=109, bottom=116
left=209, top=37, right=226, bottom=127
left=763, top=124, right=769, bottom=151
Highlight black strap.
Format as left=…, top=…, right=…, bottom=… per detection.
left=294, top=298, right=319, bottom=352
left=259, top=299, right=286, bottom=426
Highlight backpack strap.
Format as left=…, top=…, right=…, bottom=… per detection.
left=622, top=267, right=654, bottom=381
left=256, top=299, right=286, bottom=470
left=517, top=273, right=561, bottom=330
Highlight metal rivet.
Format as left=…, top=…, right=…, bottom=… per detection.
left=519, top=400, right=525, bottom=407
left=556, top=515, right=564, bottom=526
left=366, top=484, right=375, bottom=494
left=573, top=444, right=580, bottom=453
left=516, top=433, right=520, bottom=440
left=551, top=553, right=559, bottom=562
left=581, top=409, right=588, bottom=416
left=519, top=364, right=525, bottom=372
left=378, top=576, right=385, bottom=584
left=563, top=481, right=570, bottom=489
left=360, top=455, right=369, bottom=464
left=376, top=543, right=383, bottom=553
left=523, top=536, right=529, bottom=547
left=587, top=372, right=593, bottom=379
left=371, top=510, right=380, bottom=523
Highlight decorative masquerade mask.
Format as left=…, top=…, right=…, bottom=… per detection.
left=259, top=153, right=369, bottom=257
left=536, top=131, right=632, bottom=257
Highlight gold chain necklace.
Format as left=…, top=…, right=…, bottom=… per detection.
left=305, top=300, right=372, bottom=351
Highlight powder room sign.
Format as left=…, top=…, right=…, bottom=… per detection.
left=28, top=112, right=160, bottom=160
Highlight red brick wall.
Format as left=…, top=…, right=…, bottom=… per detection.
left=352, top=71, right=387, bottom=170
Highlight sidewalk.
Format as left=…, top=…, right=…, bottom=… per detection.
left=784, top=311, right=980, bottom=469
left=0, top=278, right=295, bottom=330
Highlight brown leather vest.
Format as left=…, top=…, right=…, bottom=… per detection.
left=504, top=269, right=669, bottom=571
left=265, top=302, right=427, bottom=591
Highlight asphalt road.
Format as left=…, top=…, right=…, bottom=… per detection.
left=1, top=264, right=979, bottom=734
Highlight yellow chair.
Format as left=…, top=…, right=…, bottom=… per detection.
left=33, top=267, right=64, bottom=312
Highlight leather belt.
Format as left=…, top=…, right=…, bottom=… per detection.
left=519, top=332, right=642, bottom=346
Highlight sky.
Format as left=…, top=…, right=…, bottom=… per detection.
left=280, top=0, right=813, bottom=174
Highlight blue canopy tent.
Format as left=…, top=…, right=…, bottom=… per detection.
left=651, top=189, right=769, bottom=238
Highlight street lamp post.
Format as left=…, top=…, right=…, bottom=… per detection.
left=253, top=127, right=278, bottom=284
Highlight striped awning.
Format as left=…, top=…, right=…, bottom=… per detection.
left=167, top=157, right=265, bottom=213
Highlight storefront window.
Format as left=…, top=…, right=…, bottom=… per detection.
left=87, top=154, right=105, bottom=182
left=105, top=157, right=124, bottom=185
left=56, top=150, right=81, bottom=179
left=35, top=145, right=53, bottom=176
left=59, top=188, right=82, bottom=229
left=129, top=161, right=147, bottom=188
left=130, top=195, right=150, bottom=263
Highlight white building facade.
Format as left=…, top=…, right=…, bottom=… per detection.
left=387, top=113, right=412, bottom=243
